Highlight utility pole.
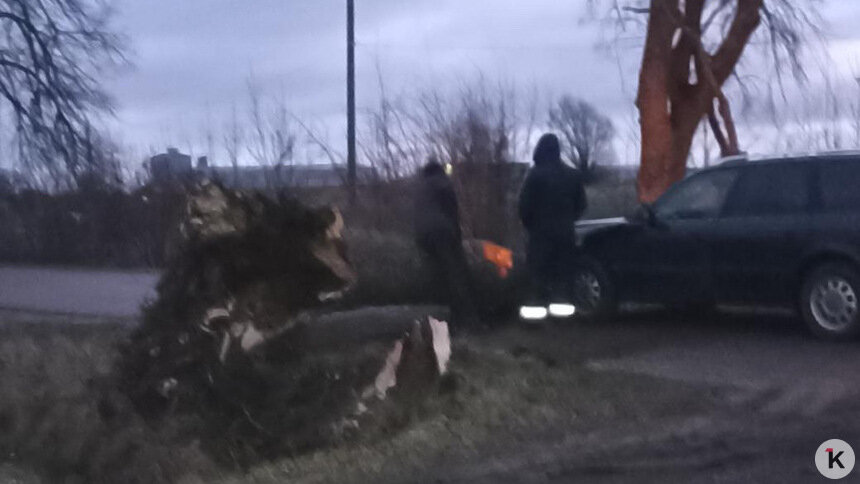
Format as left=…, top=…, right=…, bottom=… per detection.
left=346, top=0, right=356, bottom=199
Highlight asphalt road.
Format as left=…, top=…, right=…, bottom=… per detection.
left=486, top=308, right=860, bottom=419
left=461, top=310, right=860, bottom=483
left=0, top=265, right=159, bottom=317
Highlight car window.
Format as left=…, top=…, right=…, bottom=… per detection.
left=820, top=161, right=860, bottom=212
left=722, top=164, right=811, bottom=217
left=653, top=169, right=738, bottom=221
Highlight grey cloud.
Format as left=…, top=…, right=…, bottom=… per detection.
left=106, top=0, right=860, bottom=162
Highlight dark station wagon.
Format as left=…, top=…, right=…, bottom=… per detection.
left=572, top=152, right=860, bottom=340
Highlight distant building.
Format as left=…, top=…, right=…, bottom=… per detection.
left=202, top=164, right=375, bottom=190
left=150, top=148, right=193, bottom=182
left=147, top=148, right=375, bottom=189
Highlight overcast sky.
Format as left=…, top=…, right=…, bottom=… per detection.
left=105, top=1, right=860, bottom=166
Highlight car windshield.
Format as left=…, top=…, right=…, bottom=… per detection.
left=653, top=169, right=738, bottom=221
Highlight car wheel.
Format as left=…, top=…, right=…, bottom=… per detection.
left=800, top=262, right=860, bottom=340
left=572, top=257, right=617, bottom=321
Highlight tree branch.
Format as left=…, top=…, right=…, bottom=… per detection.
left=0, top=1, right=123, bottom=184
left=670, top=0, right=705, bottom=89
left=712, top=0, right=763, bottom=85
left=662, top=2, right=746, bottom=156
left=622, top=6, right=650, bottom=14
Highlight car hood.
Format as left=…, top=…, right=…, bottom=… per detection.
left=574, top=217, right=629, bottom=245
left=576, top=217, right=628, bottom=231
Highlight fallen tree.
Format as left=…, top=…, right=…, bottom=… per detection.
left=117, top=180, right=452, bottom=465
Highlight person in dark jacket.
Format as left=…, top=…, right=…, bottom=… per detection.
left=518, top=133, right=587, bottom=321
left=414, top=159, right=479, bottom=328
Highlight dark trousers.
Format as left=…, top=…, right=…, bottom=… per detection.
left=417, top=233, right=479, bottom=327
left=525, top=231, right=577, bottom=306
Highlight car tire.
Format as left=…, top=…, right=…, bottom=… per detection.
left=800, top=262, right=860, bottom=340
left=571, top=257, right=617, bottom=321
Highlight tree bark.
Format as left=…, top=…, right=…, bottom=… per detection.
left=636, top=0, right=677, bottom=204
left=636, top=0, right=762, bottom=204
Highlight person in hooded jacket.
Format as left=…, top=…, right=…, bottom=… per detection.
left=518, top=133, right=588, bottom=321
left=414, top=159, right=480, bottom=328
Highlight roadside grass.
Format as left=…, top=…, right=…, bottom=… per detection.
left=0, top=314, right=715, bottom=484
left=218, top=330, right=715, bottom=484
left=0, top=320, right=219, bottom=483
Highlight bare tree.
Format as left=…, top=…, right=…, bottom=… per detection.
left=771, top=73, right=855, bottom=154
left=268, top=97, right=297, bottom=188
left=201, top=103, right=215, bottom=163
left=548, top=96, right=615, bottom=179
left=223, top=103, right=243, bottom=187
left=592, top=0, right=820, bottom=202
left=360, top=75, right=541, bottom=243
left=360, top=66, right=420, bottom=180
left=245, top=79, right=297, bottom=189
left=78, top=125, right=123, bottom=188
left=246, top=79, right=267, bottom=171
left=0, top=0, right=125, bottom=184
left=361, top=74, right=541, bottom=181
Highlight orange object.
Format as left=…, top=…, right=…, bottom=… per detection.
left=481, top=240, right=513, bottom=278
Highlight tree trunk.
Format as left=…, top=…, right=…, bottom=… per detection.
left=636, top=0, right=678, bottom=204
left=636, top=0, right=762, bottom=204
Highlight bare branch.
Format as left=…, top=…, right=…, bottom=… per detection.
left=0, top=0, right=125, bottom=185
left=548, top=96, right=615, bottom=176
left=622, top=6, right=649, bottom=14
left=712, top=0, right=764, bottom=85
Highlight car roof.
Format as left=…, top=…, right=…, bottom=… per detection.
left=708, top=151, right=860, bottom=171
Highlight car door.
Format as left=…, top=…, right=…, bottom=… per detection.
left=709, top=162, right=814, bottom=304
left=615, top=168, right=739, bottom=303
left=805, top=159, right=860, bottom=268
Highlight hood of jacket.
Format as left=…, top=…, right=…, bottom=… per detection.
left=533, top=133, right=562, bottom=166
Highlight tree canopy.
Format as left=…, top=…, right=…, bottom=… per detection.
left=0, top=0, right=124, bottom=185
left=548, top=96, right=615, bottom=178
